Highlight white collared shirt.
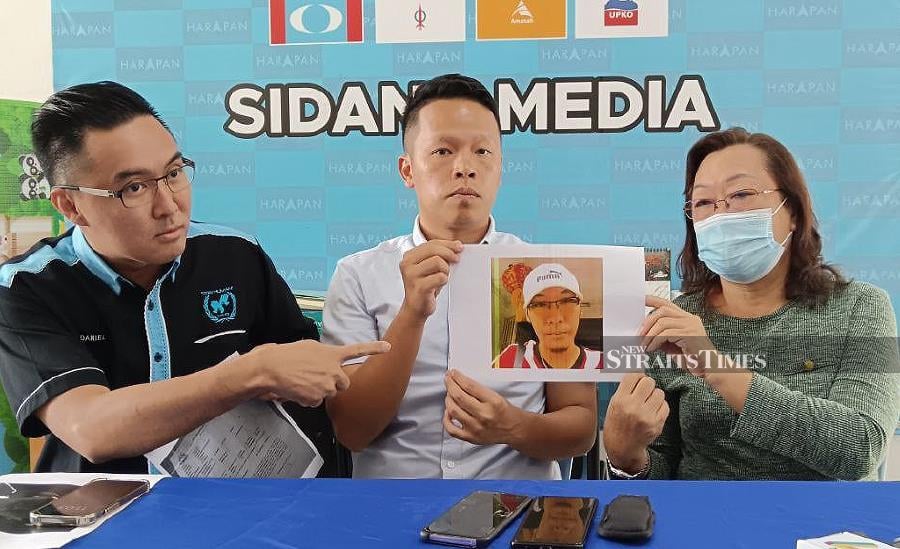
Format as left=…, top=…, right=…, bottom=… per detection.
left=323, top=217, right=560, bottom=479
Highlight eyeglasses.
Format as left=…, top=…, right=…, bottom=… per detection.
left=53, top=158, right=195, bottom=209
left=684, top=188, right=780, bottom=220
left=526, top=296, right=581, bottom=314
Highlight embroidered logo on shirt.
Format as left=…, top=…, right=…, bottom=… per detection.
left=79, top=334, right=107, bottom=342
left=201, top=286, right=237, bottom=323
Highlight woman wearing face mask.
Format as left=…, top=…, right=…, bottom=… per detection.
left=603, top=127, right=900, bottom=480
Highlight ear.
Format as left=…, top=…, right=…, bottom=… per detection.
left=50, top=189, right=88, bottom=227
left=781, top=199, right=796, bottom=231
left=398, top=154, right=414, bottom=189
left=787, top=210, right=797, bottom=232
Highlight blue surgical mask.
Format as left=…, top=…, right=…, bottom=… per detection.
left=694, top=199, right=792, bottom=284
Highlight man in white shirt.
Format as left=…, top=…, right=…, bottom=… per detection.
left=323, top=74, right=597, bottom=479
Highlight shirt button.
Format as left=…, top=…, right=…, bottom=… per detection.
left=147, top=301, right=155, bottom=311
left=803, top=359, right=814, bottom=371
left=153, top=352, right=163, bottom=363
left=446, top=461, right=456, bottom=469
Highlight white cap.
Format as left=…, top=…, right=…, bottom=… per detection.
left=522, top=263, right=581, bottom=307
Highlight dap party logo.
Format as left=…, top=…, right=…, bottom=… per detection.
left=604, top=0, right=639, bottom=26
left=202, top=287, right=237, bottom=323
left=270, top=0, right=363, bottom=45
left=375, top=0, right=465, bottom=44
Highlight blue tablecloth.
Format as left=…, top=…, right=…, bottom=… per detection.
left=69, top=478, right=899, bottom=548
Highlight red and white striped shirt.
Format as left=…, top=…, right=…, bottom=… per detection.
left=497, top=341, right=603, bottom=369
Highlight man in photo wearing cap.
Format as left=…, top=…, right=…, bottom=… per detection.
left=497, top=263, right=603, bottom=369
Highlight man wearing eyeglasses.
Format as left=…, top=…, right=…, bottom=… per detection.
left=497, top=263, right=603, bottom=369
left=0, top=81, right=388, bottom=474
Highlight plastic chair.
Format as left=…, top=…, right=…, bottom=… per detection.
left=568, top=428, right=602, bottom=480
left=877, top=433, right=893, bottom=481
left=558, top=457, right=573, bottom=480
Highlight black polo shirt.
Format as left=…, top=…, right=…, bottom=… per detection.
left=0, top=222, right=336, bottom=475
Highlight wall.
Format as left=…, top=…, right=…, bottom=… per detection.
left=0, top=0, right=53, bottom=474
left=0, top=0, right=53, bottom=102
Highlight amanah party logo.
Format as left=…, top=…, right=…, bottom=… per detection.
left=604, top=0, right=639, bottom=26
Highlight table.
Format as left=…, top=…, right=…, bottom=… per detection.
left=69, top=479, right=900, bottom=548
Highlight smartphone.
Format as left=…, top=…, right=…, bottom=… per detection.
left=421, top=490, right=532, bottom=547
left=29, top=479, right=150, bottom=527
left=510, top=496, right=599, bottom=549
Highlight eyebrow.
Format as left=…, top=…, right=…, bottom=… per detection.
left=692, top=172, right=757, bottom=190
left=433, top=133, right=495, bottom=145
left=533, top=289, right=577, bottom=300
left=111, top=151, right=183, bottom=182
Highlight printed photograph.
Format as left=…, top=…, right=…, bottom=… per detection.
left=644, top=248, right=671, bottom=281
left=645, top=248, right=672, bottom=302
left=491, top=257, right=603, bottom=370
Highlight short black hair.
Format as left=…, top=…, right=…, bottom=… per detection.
left=400, top=73, right=501, bottom=149
left=32, top=81, right=168, bottom=185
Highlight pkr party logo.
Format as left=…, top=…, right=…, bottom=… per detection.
left=604, top=0, right=639, bottom=26
left=270, top=0, right=362, bottom=45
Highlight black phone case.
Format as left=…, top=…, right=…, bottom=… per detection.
left=597, top=495, right=655, bottom=541
left=421, top=493, right=532, bottom=548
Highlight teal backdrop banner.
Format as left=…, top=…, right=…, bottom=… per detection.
left=48, top=0, right=900, bottom=308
